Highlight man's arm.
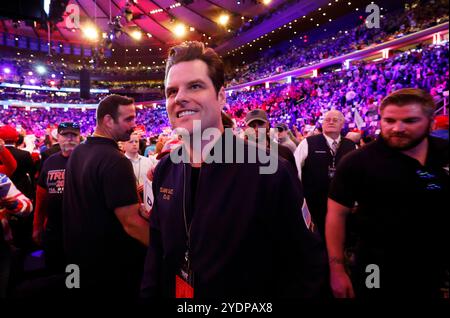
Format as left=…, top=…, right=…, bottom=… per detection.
left=141, top=163, right=163, bottom=298
left=326, top=198, right=355, bottom=298
left=0, top=178, right=33, bottom=216
left=103, top=157, right=149, bottom=245
left=115, top=203, right=149, bottom=246
left=0, top=140, right=17, bottom=176
left=274, top=160, right=327, bottom=298
left=32, top=185, right=49, bottom=245
left=293, top=138, right=308, bottom=181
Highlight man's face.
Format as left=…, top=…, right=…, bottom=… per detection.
left=124, top=134, right=140, bottom=155
left=111, top=104, right=137, bottom=142
left=322, top=111, right=344, bottom=135
left=381, top=103, right=432, bottom=150
left=58, top=132, right=80, bottom=156
left=277, top=128, right=288, bottom=140
left=165, top=59, right=225, bottom=135
left=246, top=120, right=269, bottom=141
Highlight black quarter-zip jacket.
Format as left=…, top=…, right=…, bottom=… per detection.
left=141, top=134, right=327, bottom=298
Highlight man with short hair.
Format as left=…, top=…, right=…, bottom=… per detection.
left=123, top=132, right=157, bottom=199
left=0, top=137, right=17, bottom=177
left=327, top=88, right=449, bottom=298
left=33, top=122, right=81, bottom=273
left=63, top=94, right=149, bottom=297
left=141, top=41, right=326, bottom=298
left=275, top=123, right=298, bottom=153
left=245, top=109, right=297, bottom=173
left=40, top=128, right=60, bottom=168
left=294, top=110, right=357, bottom=237
left=0, top=126, right=35, bottom=250
left=0, top=125, right=35, bottom=200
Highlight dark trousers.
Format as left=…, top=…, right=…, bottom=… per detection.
left=43, top=230, right=65, bottom=274
left=0, top=241, right=12, bottom=298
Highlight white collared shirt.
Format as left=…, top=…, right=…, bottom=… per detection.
left=124, top=154, right=156, bottom=186
left=323, top=134, right=342, bottom=151
left=294, top=134, right=341, bottom=181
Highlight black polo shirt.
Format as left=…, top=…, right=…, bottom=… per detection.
left=329, top=136, right=449, bottom=298
left=38, top=151, right=68, bottom=235
left=63, top=137, right=144, bottom=297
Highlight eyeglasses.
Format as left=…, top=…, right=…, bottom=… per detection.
left=416, top=169, right=442, bottom=191
left=323, top=118, right=341, bottom=123
left=58, top=122, right=80, bottom=130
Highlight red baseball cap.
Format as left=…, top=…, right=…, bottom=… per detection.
left=434, top=115, right=449, bottom=130
left=0, top=125, right=19, bottom=143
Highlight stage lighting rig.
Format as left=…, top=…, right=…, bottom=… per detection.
left=109, top=15, right=124, bottom=38
left=123, top=1, right=134, bottom=22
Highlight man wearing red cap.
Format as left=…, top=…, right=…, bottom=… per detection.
left=0, top=137, right=17, bottom=177
left=431, top=114, right=449, bottom=140
left=0, top=125, right=35, bottom=207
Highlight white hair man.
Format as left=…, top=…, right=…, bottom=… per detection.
left=294, top=109, right=357, bottom=237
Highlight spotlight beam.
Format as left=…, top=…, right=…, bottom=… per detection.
left=74, top=0, right=116, bottom=45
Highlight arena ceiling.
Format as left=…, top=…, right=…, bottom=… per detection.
left=0, top=0, right=396, bottom=67
left=0, top=1, right=294, bottom=53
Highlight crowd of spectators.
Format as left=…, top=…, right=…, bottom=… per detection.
left=226, top=0, right=449, bottom=85
left=0, top=87, right=107, bottom=104
left=226, top=42, right=449, bottom=135
left=1, top=42, right=447, bottom=143
left=1, top=0, right=447, bottom=105
left=0, top=104, right=170, bottom=139
left=0, top=55, right=165, bottom=88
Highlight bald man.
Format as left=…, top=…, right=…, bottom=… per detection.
left=294, top=110, right=357, bottom=237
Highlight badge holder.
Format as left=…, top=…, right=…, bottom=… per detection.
left=175, top=250, right=194, bottom=298
left=328, top=165, right=336, bottom=179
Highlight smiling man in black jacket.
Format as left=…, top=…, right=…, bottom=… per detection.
left=141, top=41, right=327, bottom=299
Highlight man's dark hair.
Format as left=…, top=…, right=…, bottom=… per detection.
left=96, top=94, right=134, bottom=124
left=165, top=41, right=224, bottom=95
left=15, top=134, right=24, bottom=147
left=380, top=88, right=436, bottom=118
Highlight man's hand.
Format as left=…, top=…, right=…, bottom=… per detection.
left=137, top=184, right=144, bottom=194
left=115, top=203, right=149, bottom=246
left=292, top=125, right=303, bottom=141
left=146, top=166, right=155, bottom=182
left=139, top=203, right=151, bottom=221
left=329, top=267, right=355, bottom=298
left=0, top=138, right=5, bottom=151
left=32, top=227, right=43, bottom=246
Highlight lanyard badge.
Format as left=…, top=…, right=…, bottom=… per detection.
left=328, top=165, right=336, bottom=179
left=176, top=165, right=195, bottom=298
left=176, top=250, right=194, bottom=298
left=328, top=153, right=337, bottom=179
left=328, top=142, right=338, bottom=179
